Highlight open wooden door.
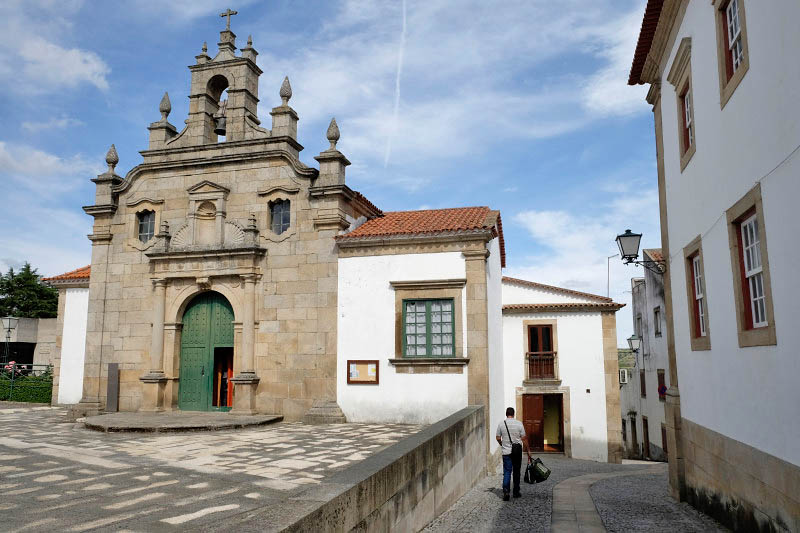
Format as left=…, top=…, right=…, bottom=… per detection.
left=522, top=394, right=544, bottom=451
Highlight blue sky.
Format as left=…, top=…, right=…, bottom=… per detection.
left=0, top=0, right=660, bottom=345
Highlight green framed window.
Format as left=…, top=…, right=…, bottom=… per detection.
left=402, top=299, right=455, bottom=357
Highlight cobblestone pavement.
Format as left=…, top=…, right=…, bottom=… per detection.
left=591, top=472, right=727, bottom=532
left=0, top=405, right=421, bottom=531
left=424, top=455, right=728, bottom=532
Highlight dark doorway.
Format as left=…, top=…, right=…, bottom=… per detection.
left=212, top=347, right=233, bottom=410
left=523, top=393, right=563, bottom=452
left=643, top=416, right=651, bottom=459
left=630, top=415, right=639, bottom=458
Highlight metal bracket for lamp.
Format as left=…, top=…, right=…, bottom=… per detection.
left=622, top=257, right=666, bottom=275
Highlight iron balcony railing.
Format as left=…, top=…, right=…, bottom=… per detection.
left=525, top=351, right=557, bottom=380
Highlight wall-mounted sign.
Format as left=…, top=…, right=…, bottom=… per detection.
left=347, top=360, right=379, bottom=385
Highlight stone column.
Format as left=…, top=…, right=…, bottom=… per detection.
left=231, top=273, right=259, bottom=414
left=463, top=247, right=491, bottom=470
left=140, top=278, right=168, bottom=412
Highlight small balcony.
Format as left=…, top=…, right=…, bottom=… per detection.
left=525, top=351, right=559, bottom=383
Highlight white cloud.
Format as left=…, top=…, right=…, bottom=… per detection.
left=0, top=1, right=110, bottom=93
left=0, top=142, right=102, bottom=195
left=129, top=0, right=259, bottom=22
left=21, top=116, right=84, bottom=133
left=507, top=178, right=660, bottom=345
left=581, top=4, right=649, bottom=116
left=253, top=0, right=650, bottom=180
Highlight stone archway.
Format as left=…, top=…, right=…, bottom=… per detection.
left=178, top=291, right=235, bottom=411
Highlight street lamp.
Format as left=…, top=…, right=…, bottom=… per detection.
left=2, top=316, right=19, bottom=365
left=615, top=229, right=665, bottom=274
left=627, top=334, right=641, bottom=353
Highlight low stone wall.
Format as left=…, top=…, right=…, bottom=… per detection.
left=281, top=405, right=486, bottom=532
left=682, top=418, right=799, bottom=532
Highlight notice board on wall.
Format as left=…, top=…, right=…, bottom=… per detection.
left=347, top=360, right=379, bottom=384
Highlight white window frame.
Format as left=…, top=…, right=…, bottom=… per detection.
left=741, top=214, right=767, bottom=327
left=683, top=91, right=694, bottom=148
left=726, top=0, right=744, bottom=73
left=692, top=255, right=706, bottom=337
left=137, top=210, right=156, bottom=243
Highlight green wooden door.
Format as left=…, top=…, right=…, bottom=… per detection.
left=178, top=292, right=234, bottom=411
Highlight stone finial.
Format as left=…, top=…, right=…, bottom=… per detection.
left=248, top=213, right=257, bottom=229
left=280, top=76, right=292, bottom=105
left=105, top=144, right=119, bottom=173
left=202, top=41, right=208, bottom=54
left=160, top=220, right=170, bottom=235
left=159, top=92, right=171, bottom=121
left=247, top=35, right=253, bottom=47
left=326, top=117, right=340, bottom=150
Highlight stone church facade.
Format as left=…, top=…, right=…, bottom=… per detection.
left=79, top=24, right=381, bottom=419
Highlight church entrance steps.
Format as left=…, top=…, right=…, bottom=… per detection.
left=83, top=411, right=282, bottom=433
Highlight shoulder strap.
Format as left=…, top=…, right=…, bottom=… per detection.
left=504, top=420, right=513, bottom=442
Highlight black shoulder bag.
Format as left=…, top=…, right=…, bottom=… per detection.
left=504, top=421, right=523, bottom=457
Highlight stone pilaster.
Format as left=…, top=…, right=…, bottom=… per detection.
left=140, top=279, right=168, bottom=412
left=231, top=273, right=259, bottom=415
left=601, top=311, right=623, bottom=464
left=463, top=247, right=491, bottom=465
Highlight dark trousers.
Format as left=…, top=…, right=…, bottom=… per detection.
left=502, top=448, right=522, bottom=494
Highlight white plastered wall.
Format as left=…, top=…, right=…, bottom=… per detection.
left=660, top=1, right=800, bottom=466
left=501, top=281, right=609, bottom=462
left=58, top=288, right=89, bottom=405
left=337, top=252, right=468, bottom=424
left=485, top=237, right=504, bottom=457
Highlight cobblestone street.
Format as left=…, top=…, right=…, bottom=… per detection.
left=0, top=405, right=420, bottom=531
left=424, top=455, right=728, bottom=532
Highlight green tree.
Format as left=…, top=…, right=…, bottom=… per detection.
left=0, top=263, right=58, bottom=318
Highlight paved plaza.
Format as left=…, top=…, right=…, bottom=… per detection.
left=0, top=404, right=420, bottom=531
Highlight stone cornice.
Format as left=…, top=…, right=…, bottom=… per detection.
left=145, top=245, right=266, bottom=261
left=390, top=279, right=467, bottom=290
left=126, top=197, right=164, bottom=208
left=309, top=184, right=382, bottom=218
left=503, top=303, right=626, bottom=314
left=83, top=204, right=117, bottom=217
left=641, top=0, right=685, bottom=84
left=188, top=55, right=263, bottom=76
left=116, top=144, right=316, bottom=195
left=257, top=185, right=300, bottom=197
left=335, top=228, right=494, bottom=249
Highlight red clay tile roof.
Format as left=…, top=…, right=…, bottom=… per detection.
left=643, top=248, right=663, bottom=262
left=629, top=0, right=664, bottom=85
left=502, top=276, right=612, bottom=302
left=503, top=302, right=625, bottom=313
left=336, top=206, right=506, bottom=267
left=42, top=265, right=91, bottom=282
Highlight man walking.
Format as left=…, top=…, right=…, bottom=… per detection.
left=496, top=407, right=532, bottom=500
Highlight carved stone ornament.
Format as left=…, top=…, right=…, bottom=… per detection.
left=105, top=144, right=119, bottom=172
left=326, top=117, right=340, bottom=149
left=159, top=92, right=171, bottom=120
left=280, top=76, right=292, bottom=105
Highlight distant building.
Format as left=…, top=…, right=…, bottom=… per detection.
left=630, top=1, right=800, bottom=530
left=42, top=266, right=90, bottom=405
left=619, top=248, right=669, bottom=462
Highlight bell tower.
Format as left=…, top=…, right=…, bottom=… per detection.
left=176, top=9, right=265, bottom=145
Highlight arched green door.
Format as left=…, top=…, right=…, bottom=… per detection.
left=178, top=292, right=234, bottom=411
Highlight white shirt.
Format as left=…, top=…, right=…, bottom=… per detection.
left=496, top=418, right=526, bottom=455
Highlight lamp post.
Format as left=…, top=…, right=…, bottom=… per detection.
left=615, top=229, right=666, bottom=274
left=627, top=334, right=641, bottom=353
left=607, top=254, right=619, bottom=297
left=2, top=316, right=19, bottom=365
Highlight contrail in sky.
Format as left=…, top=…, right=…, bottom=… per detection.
left=384, top=0, right=407, bottom=168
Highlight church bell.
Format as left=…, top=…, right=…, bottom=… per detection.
left=213, top=115, right=226, bottom=136
left=213, top=99, right=228, bottom=136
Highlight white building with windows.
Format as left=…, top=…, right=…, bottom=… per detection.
left=619, top=250, right=670, bottom=462
left=630, top=0, right=800, bottom=530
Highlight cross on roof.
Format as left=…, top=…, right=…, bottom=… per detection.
left=220, top=8, right=238, bottom=31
